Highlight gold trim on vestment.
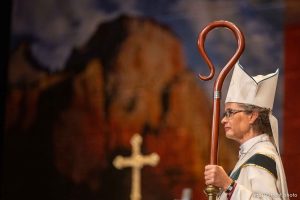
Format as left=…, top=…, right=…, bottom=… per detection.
left=240, top=164, right=277, bottom=180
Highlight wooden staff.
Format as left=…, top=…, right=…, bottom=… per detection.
left=197, top=20, right=245, bottom=199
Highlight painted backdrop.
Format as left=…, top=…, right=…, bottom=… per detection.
left=3, top=0, right=284, bottom=200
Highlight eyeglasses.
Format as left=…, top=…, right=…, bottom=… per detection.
left=222, top=109, right=249, bottom=118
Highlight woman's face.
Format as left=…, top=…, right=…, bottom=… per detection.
left=221, top=102, right=255, bottom=144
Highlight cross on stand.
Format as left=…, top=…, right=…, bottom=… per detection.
left=113, top=134, right=160, bottom=200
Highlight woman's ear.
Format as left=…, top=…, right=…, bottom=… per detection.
left=249, top=111, right=259, bottom=124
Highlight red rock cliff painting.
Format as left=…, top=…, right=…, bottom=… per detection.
left=4, top=15, right=238, bottom=200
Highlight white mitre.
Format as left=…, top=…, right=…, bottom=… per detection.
left=225, top=61, right=280, bottom=152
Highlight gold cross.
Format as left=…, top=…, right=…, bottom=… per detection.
left=113, top=134, right=160, bottom=200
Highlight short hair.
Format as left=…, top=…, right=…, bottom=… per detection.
left=237, top=103, right=272, bottom=136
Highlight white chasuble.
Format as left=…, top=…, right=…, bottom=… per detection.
left=218, top=134, right=289, bottom=200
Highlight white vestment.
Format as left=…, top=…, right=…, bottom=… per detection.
left=218, top=134, right=289, bottom=200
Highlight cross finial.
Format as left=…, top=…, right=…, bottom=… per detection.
left=113, top=133, right=160, bottom=200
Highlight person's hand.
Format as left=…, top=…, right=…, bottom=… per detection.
left=204, top=165, right=232, bottom=190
